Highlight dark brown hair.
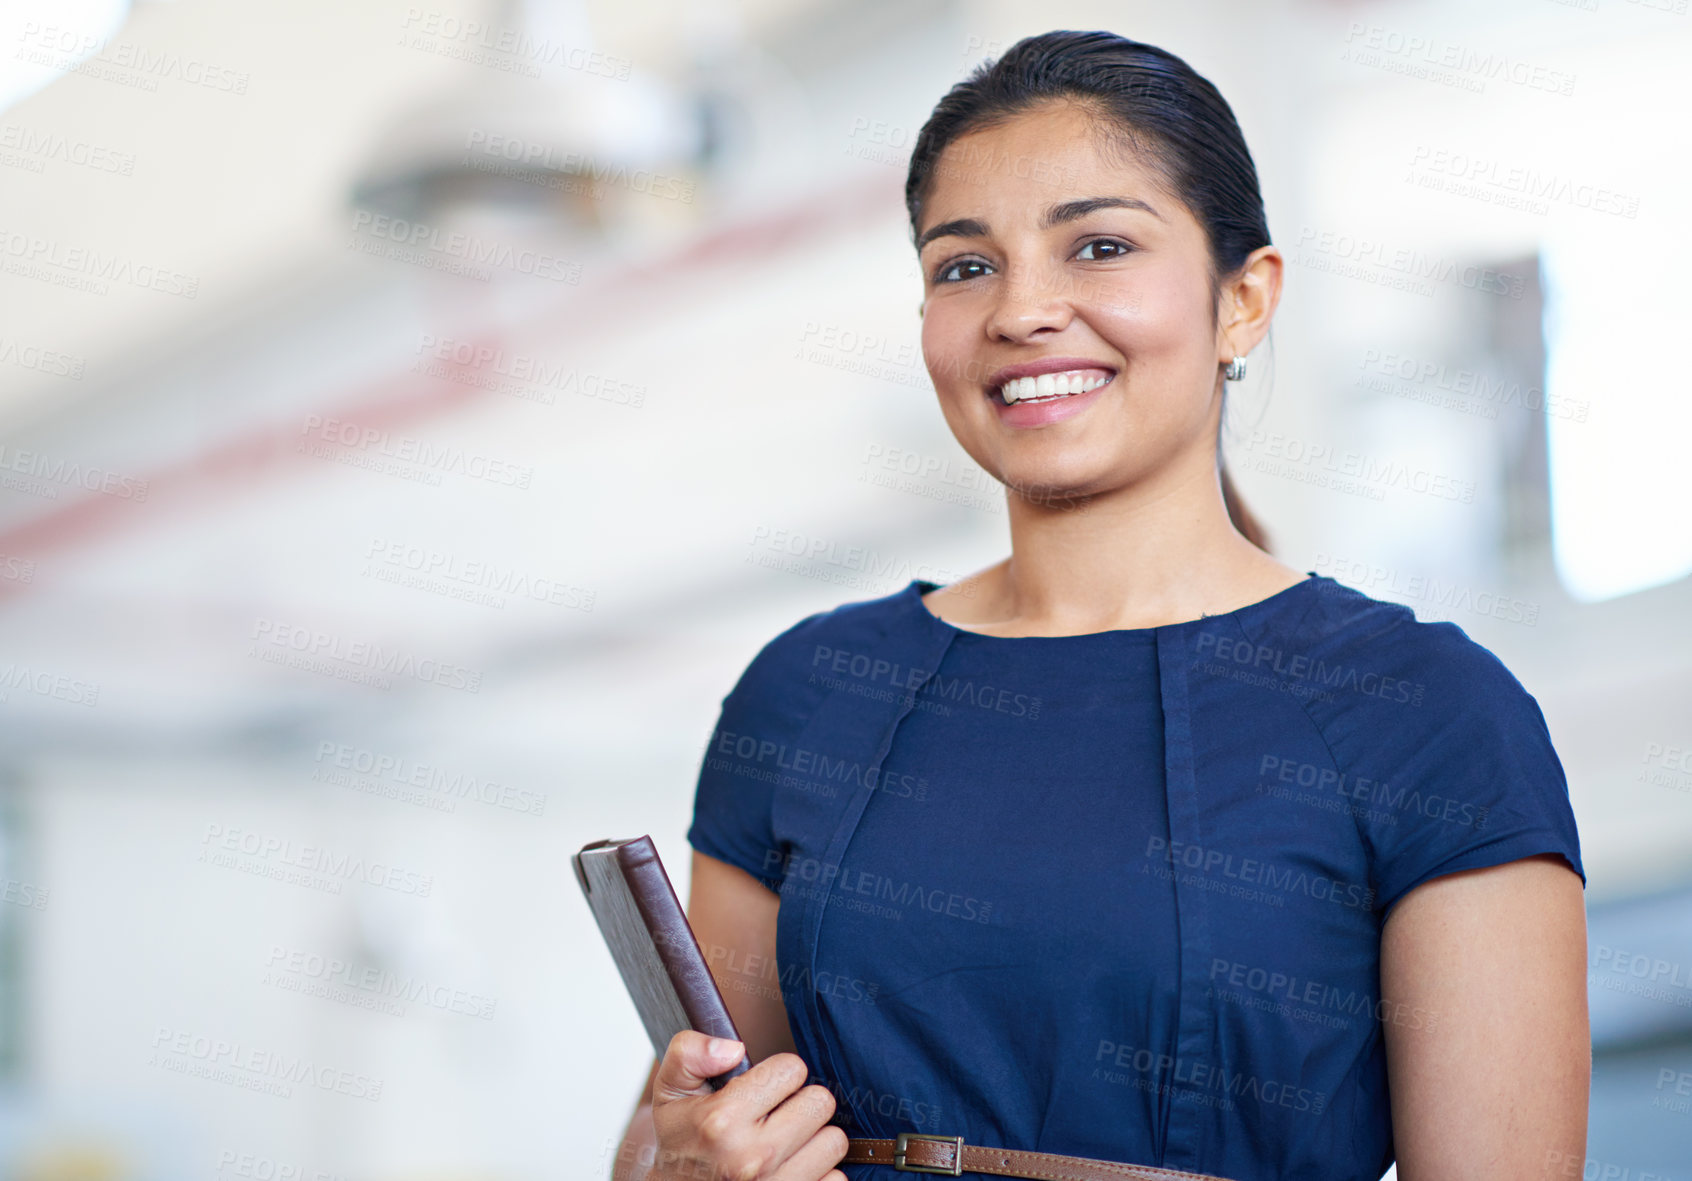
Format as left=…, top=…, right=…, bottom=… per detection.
left=905, top=29, right=1273, bottom=551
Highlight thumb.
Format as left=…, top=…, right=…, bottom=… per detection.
left=654, top=1031, right=745, bottom=1102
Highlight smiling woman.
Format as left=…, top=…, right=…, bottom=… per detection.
left=614, top=29, right=1589, bottom=1181
left=899, top=36, right=1301, bottom=635
left=908, top=40, right=1276, bottom=561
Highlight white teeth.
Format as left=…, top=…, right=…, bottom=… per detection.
left=998, top=370, right=1111, bottom=404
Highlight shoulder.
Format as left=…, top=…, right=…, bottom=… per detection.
left=1246, top=575, right=1541, bottom=715
left=1258, top=583, right=1584, bottom=910
left=694, top=588, right=918, bottom=885
left=722, top=582, right=927, bottom=708
left=1240, top=579, right=1570, bottom=841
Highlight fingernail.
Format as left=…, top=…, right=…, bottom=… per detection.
left=707, top=1037, right=741, bottom=1058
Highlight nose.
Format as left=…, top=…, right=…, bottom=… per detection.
left=984, top=266, right=1073, bottom=343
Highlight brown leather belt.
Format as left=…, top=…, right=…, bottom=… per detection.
left=843, top=1133, right=1234, bottom=1179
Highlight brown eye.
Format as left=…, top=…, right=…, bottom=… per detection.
left=936, top=258, right=993, bottom=283
left=1076, top=239, right=1131, bottom=261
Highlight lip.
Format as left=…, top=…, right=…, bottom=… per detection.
left=992, top=380, right=1110, bottom=428
left=984, top=356, right=1119, bottom=392
left=981, top=356, right=1118, bottom=427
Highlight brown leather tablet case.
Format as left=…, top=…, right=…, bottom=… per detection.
left=574, top=835, right=752, bottom=1089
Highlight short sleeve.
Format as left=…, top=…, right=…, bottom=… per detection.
left=1350, top=621, right=1585, bottom=917
left=685, top=610, right=828, bottom=893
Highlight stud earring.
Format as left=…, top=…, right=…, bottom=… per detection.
left=1224, top=355, right=1247, bottom=382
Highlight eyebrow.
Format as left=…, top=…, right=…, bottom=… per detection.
left=915, top=196, right=1162, bottom=253
left=915, top=217, right=988, bottom=254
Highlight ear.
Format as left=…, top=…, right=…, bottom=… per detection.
left=1217, top=245, right=1283, bottom=363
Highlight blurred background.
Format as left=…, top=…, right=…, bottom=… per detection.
left=0, top=0, right=1687, bottom=1176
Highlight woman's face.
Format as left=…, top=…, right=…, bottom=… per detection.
left=916, top=100, right=1249, bottom=502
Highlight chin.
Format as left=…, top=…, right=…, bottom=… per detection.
left=993, top=463, right=1112, bottom=504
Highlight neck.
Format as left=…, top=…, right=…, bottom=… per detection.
left=986, top=444, right=1276, bottom=632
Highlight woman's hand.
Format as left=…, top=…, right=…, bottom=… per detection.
left=649, top=1031, right=849, bottom=1181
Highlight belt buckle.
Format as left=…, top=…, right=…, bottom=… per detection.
left=892, top=1132, right=964, bottom=1175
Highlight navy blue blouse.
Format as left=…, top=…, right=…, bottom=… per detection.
left=686, top=573, right=1584, bottom=1181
